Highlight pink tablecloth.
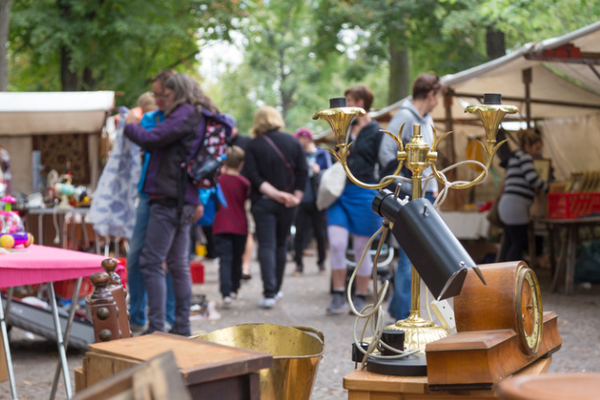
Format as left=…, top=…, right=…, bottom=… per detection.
left=0, top=245, right=121, bottom=287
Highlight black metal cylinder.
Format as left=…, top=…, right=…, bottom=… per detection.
left=329, top=97, right=347, bottom=108
left=483, top=93, right=502, bottom=105
left=390, top=198, right=473, bottom=300
left=380, top=330, right=405, bottom=355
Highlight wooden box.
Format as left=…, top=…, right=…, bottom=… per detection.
left=426, top=312, right=562, bottom=389
left=79, top=332, right=273, bottom=400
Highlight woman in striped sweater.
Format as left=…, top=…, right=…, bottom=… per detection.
left=498, top=130, right=548, bottom=262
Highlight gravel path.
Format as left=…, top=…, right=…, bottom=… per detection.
left=1, top=252, right=598, bottom=399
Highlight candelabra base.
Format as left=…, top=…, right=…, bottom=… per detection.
left=366, top=352, right=427, bottom=376
left=385, top=312, right=449, bottom=351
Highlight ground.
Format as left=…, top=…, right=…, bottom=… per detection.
left=1, top=249, right=599, bottom=399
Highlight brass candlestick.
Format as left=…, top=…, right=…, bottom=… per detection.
left=313, top=93, right=517, bottom=351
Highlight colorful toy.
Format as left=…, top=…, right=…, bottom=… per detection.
left=53, top=174, right=89, bottom=209
left=0, top=196, right=34, bottom=249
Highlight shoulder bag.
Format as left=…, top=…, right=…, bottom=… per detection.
left=316, top=161, right=346, bottom=211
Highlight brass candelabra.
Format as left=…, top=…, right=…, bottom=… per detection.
left=313, top=94, right=518, bottom=351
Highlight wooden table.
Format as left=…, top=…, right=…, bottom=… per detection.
left=539, top=216, right=600, bottom=294
left=344, top=357, right=552, bottom=400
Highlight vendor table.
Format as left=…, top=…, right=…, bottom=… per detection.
left=539, top=216, right=600, bottom=294
left=25, top=208, right=92, bottom=250
left=0, top=245, right=121, bottom=400
left=343, top=357, right=552, bottom=400
left=439, top=211, right=490, bottom=240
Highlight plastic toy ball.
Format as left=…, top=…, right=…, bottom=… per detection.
left=0, top=235, right=15, bottom=249
left=24, top=233, right=34, bottom=247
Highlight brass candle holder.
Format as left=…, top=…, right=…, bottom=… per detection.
left=313, top=93, right=517, bottom=351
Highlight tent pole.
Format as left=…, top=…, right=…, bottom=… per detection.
left=444, top=92, right=456, bottom=168
left=523, top=68, right=533, bottom=128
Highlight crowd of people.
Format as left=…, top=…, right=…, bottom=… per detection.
left=118, top=68, right=542, bottom=335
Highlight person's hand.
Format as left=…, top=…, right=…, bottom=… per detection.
left=126, top=111, right=141, bottom=125
left=193, top=204, right=204, bottom=222
left=312, top=163, right=321, bottom=174
left=284, top=194, right=301, bottom=208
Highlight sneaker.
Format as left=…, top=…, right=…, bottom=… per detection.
left=275, top=291, right=284, bottom=302
left=130, top=323, right=148, bottom=334
left=230, top=292, right=238, bottom=300
left=318, top=262, right=326, bottom=274
left=258, top=297, right=277, bottom=309
left=241, top=273, right=252, bottom=281
left=326, top=292, right=348, bottom=315
left=351, top=294, right=368, bottom=314
left=222, top=296, right=233, bottom=309
left=293, top=268, right=303, bottom=277
left=168, top=327, right=191, bottom=337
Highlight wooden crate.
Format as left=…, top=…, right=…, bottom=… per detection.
left=80, top=332, right=272, bottom=400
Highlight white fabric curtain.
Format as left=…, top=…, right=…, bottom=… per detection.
left=540, top=113, right=600, bottom=182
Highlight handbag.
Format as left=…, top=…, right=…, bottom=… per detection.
left=486, top=198, right=504, bottom=228
left=316, top=162, right=346, bottom=211
left=487, top=181, right=505, bottom=228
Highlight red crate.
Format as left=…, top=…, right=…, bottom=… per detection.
left=190, top=262, right=205, bottom=284
left=547, top=192, right=600, bottom=219
left=54, top=277, right=94, bottom=299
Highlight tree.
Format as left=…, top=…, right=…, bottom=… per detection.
left=8, top=0, right=246, bottom=104
left=441, top=0, right=600, bottom=57
left=0, top=0, right=10, bottom=91
left=313, top=0, right=486, bottom=105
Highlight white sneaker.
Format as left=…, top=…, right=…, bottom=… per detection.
left=275, top=291, right=284, bottom=302
left=258, top=297, right=277, bottom=309
left=222, top=296, right=233, bottom=309
left=230, top=292, right=238, bottom=300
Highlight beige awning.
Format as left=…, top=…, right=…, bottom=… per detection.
left=0, top=91, right=115, bottom=135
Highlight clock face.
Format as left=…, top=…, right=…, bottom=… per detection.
left=515, top=267, right=543, bottom=355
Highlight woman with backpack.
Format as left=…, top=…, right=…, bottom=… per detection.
left=125, top=73, right=232, bottom=335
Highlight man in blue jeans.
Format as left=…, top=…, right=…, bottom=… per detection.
left=127, top=69, right=178, bottom=332
left=379, top=73, right=443, bottom=321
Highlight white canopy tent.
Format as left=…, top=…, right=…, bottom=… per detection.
left=0, top=91, right=115, bottom=193
left=371, top=21, right=600, bottom=190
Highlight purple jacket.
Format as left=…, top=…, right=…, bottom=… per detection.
left=124, top=104, right=232, bottom=205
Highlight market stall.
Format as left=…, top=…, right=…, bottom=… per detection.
left=0, top=91, right=115, bottom=194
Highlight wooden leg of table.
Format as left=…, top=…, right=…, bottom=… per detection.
left=565, top=226, right=578, bottom=295
left=548, top=224, right=557, bottom=279
left=551, top=228, right=567, bottom=292
left=528, top=221, right=536, bottom=268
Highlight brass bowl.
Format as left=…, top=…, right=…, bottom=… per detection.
left=195, top=324, right=325, bottom=400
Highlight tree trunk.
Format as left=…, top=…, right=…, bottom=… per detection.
left=388, top=37, right=409, bottom=105
left=486, top=25, right=505, bottom=60
left=0, top=0, right=11, bottom=91
left=82, top=67, right=95, bottom=90
left=61, top=46, right=78, bottom=91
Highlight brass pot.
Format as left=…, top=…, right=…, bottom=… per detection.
left=195, top=324, right=325, bottom=400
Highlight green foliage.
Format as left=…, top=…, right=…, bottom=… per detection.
left=6, top=0, right=600, bottom=131
left=8, top=0, right=245, bottom=105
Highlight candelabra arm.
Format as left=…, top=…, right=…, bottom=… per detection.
left=429, top=126, right=509, bottom=190
left=323, top=128, right=405, bottom=190
left=480, top=138, right=509, bottom=163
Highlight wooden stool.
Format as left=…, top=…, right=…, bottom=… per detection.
left=498, top=373, right=600, bottom=400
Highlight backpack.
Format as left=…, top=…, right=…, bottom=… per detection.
left=197, top=184, right=228, bottom=226
left=187, top=113, right=232, bottom=189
